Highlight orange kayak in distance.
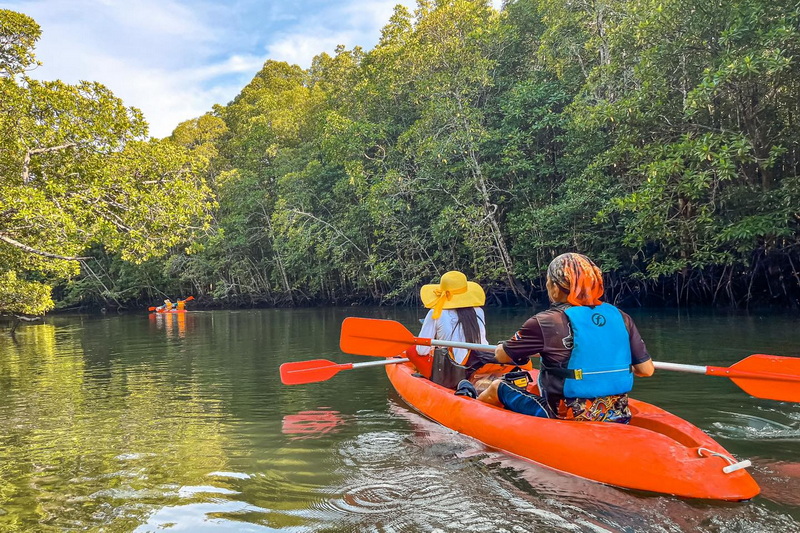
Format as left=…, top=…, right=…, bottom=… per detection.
left=386, top=361, right=760, bottom=501
left=150, top=309, right=187, bottom=314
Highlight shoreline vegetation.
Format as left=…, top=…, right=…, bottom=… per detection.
left=2, top=1, right=799, bottom=320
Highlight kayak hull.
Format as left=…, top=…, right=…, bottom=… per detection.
left=386, top=361, right=760, bottom=501
left=150, top=309, right=187, bottom=314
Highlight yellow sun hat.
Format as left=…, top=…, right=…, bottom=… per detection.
left=420, top=271, right=486, bottom=319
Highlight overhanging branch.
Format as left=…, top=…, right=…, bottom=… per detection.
left=0, top=233, right=90, bottom=261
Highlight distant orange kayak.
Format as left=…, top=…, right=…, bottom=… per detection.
left=150, top=309, right=187, bottom=314
left=386, top=361, right=760, bottom=501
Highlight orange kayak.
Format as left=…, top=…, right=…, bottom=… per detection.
left=150, top=309, right=187, bottom=314
left=386, top=361, right=760, bottom=501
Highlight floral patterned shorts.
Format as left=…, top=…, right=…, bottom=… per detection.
left=562, top=394, right=631, bottom=423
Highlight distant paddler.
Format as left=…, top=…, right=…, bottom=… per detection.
left=148, top=296, right=193, bottom=312
left=175, top=296, right=194, bottom=310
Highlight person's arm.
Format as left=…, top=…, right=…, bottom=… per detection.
left=494, top=317, right=544, bottom=366
left=622, top=312, right=655, bottom=377
left=414, top=309, right=437, bottom=356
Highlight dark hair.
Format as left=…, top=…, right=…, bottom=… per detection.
left=454, top=307, right=482, bottom=344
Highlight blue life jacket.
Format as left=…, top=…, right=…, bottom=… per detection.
left=562, top=303, right=633, bottom=398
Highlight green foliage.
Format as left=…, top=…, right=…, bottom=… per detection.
left=0, top=9, right=40, bottom=76
left=164, top=0, right=800, bottom=307
left=8, top=0, right=800, bottom=310
left=0, top=10, right=214, bottom=314
left=0, top=271, right=52, bottom=315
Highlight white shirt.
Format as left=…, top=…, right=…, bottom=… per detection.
left=416, top=307, right=488, bottom=364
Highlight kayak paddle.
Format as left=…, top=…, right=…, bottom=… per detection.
left=653, top=356, right=800, bottom=403
left=340, top=317, right=800, bottom=402
left=280, top=357, right=409, bottom=385
left=340, top=317, right=493, bottom=356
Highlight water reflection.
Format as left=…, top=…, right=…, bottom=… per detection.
left=282, top=409, right=345, bottom=439
left=0, top=309, right=799, bottom=532
left=752, top=461, right=800, bottom=507
left=0, top=318, right=232, bottom=531
left=148, top=311, right=192, bottom=338
left=134, top=501, right=277, bottom=532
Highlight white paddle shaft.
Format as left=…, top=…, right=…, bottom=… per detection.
left=428, top=339, right=496, bottom=351
left=653, top=361, right=707, bottom=374
left=430, top=340, right=709, bottom=376
left=352, top=358, right=409, bottom=369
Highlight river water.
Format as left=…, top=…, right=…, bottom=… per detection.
left=0, top=307, right=798, bottom=532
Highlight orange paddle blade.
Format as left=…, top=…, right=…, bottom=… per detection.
left=340, top=317, right=423, bottom=357
left=717, top=354, right=800, bottom=402
left=280, top=357, right=410, bottom=385
left=280, top=359, right=352, bottom=385
left=185, top=296, right=194, bottom=302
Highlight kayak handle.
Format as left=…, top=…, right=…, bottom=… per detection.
left=698, top=447, right=752, bottom=474
left=723, top=460, right=752, bottom=474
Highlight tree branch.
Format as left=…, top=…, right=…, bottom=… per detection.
left=0, top=233, right=89, bottom=261
left=288, top=209, right=369, bottom=258
left=22, top=143, right=78, bottom=183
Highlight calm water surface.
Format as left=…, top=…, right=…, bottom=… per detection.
left=0, top=307, right=799, bottom=532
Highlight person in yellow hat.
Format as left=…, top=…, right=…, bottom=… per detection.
left=406, top=271, right=494, bottom=384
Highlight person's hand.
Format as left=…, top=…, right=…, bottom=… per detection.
left=494, top=343, right=514, bottom=364
left=633, top=359, right=655, bottom=377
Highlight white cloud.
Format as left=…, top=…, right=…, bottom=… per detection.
left=188, top=54, right=267, bottom=81
left=3, top=0, right=506, bottom=137
left=266, top=33, right=349, bottom=68
left=264, top=0, right=401, bottom=68
left=7, top=0, right=265, bottom=136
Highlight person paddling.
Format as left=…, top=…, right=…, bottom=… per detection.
left=473, top=253, right=655, bottom=423
left=404, top=271, right=495, bottom=383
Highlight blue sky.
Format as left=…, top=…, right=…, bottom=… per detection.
left=3, top=0, right=502, bottom=137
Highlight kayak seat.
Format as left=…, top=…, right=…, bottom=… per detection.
left=430, top=347, right=469, bottom=389
left=627, top=409, right=703, bottom=448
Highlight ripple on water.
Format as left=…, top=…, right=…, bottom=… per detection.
left=177, top=485, right=240, bottom=497
left=305, top=427, right=608, bottom=532
left=711, top=412, right=800, bottom=440
left=315, top=401, right=799, bottom=533
left=207, top=471, right=252, bottom=480
left=132, top=501, right=284, bottom=533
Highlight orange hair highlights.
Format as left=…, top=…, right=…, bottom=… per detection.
left=546, top=253, right=604, bottom=307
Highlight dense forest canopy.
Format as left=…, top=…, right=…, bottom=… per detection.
left=2, top=0, right=799, bottom=315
